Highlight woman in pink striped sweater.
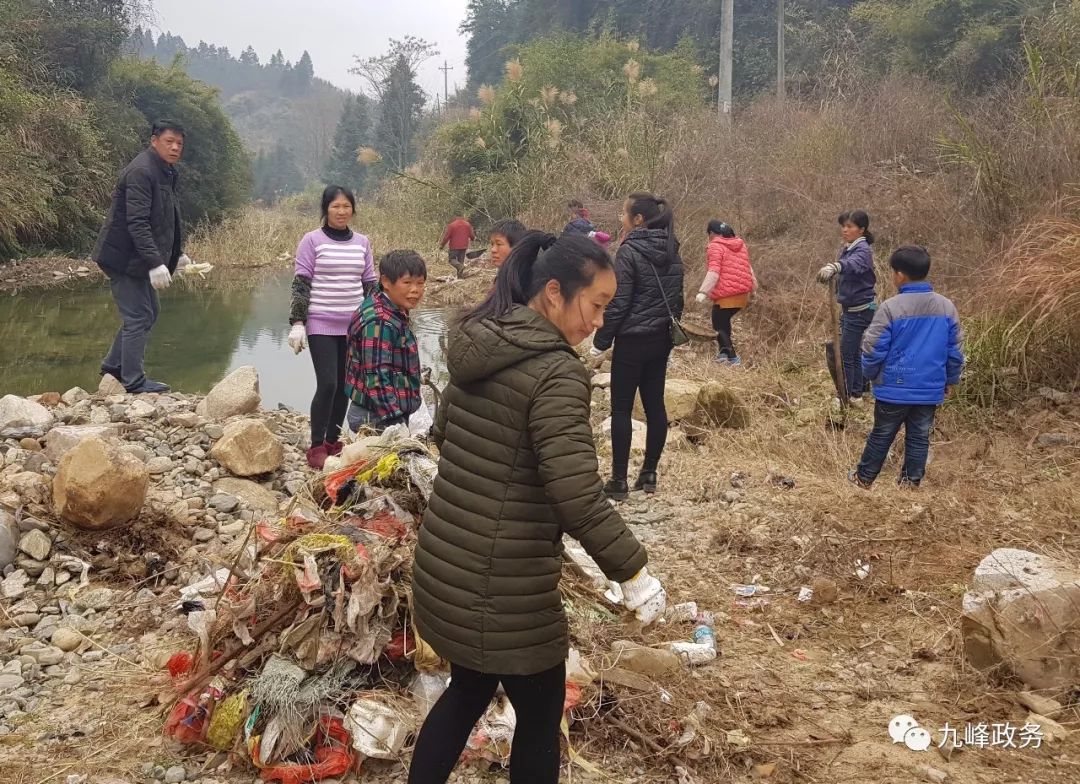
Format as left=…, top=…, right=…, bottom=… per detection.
left=288, top=186, right=377, bottom=468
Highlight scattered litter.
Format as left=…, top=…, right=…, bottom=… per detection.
left=797, top=586, right=814, bottom=602
left=792, top=649, right=808, bottom=662
left=731, top=584, right=771, bottom=598
left=346, top=696, right=411, bottom=759
left=853, top=560, right=872, bottom=580
left=726, top=728, right=752, bottom=749
left=669, top=601, right=699, bottom=622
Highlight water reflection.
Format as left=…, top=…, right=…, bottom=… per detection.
left=0, top=272, right=449, bottom=411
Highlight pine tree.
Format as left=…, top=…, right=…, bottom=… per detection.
left=269, top=49, right=285, bottom=68
left=295, top=51, right=315, bottom=89
left=323, top=95, right=371, bottom=191
left=240, top=45, right=259, bottom=66
left=374, top=54, right=426, bottom=170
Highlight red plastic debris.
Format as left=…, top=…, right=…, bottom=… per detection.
left=323, top=461, right=368, bottom=501
left=383, top=629, right=412, bottom=661
left=260, top=716, right=355, bottom=784
left=347, top=510, right=409, bottom=542
left=166, top=651, right=194, bottom=678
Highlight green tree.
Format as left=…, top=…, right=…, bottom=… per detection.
left=323, top=95, right=372, bottom=191
left=352, top=37, right=437, bottom=170
left=239, top=46, right=260, bottom=66
left=252, top=143, right=305, bottom=203
left=105, top=58, right=252, bottom=225
left=461, top=0, right=521, bottom=92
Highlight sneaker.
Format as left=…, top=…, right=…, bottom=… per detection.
left=127, top=379, right=170, bottom=394
left=306, top=444, right=329, bottom=470
left=714, top=353, right=731, bottom=364
left=727, top=356, right=742, bottom=367
left=847, top=469, right=871, bottom=489
left=324, top=441, right=344, bottom=457
left=633, top=471, right=658, bottom=494
left=603, top=478, right=629, bottom=502
left=897, top=476, right=921, bottom=489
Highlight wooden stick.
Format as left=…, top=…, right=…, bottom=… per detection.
left=172, top=598, right=301, bottom=696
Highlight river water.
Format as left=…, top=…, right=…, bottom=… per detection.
left=0, top=271, right=449, bottom=410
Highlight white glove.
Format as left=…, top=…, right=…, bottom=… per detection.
left=176, top=253, right=192, bottom=272
left=620, top=568, right=666, bottom=626
left=589, top=347, right=604, bottom=357
left=288, top=323, right=307, bottom=355
left=817, top=262, right=842, bottom=283
left=695, top=292, right=708, bottom=304
left=149, top=265, right=172, bottom=290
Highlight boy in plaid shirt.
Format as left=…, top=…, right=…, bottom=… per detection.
left=345, top=250, right=427, bottom=432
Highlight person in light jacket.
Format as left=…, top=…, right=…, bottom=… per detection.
left=695, top=220, right=755, bottom=365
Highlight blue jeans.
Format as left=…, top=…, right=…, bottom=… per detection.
left=841, top=308, right=874, bottom=398
left=856, top=402, right=937, bottom=485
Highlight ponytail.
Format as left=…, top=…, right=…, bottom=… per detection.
left=628, top=191, right=679, bottom=261
left=465, top=231, right=612, bottom=324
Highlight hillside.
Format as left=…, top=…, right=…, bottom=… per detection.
left=128, top=30, right=374, bottom=196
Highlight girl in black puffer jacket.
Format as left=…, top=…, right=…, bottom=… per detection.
left=593, top=192, right=684, bottom=500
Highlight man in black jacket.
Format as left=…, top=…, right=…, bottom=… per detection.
left=93, top=120, right=192, bottom=393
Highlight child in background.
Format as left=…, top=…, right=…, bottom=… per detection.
left=818, top=210, right=877, bottom=404
left=563, top=199, right=611, bottom=246
left=851, top=245, right=964, bottom=488
left=344, top=250, right=427, bottom=433
left=695, top=220, right=755, bottom=365
left=487, top=218, right=527, bottom=268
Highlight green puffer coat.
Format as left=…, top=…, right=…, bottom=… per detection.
left=412, top=305, right=648, bottom=675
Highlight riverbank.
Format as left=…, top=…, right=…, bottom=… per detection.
left=1, top=344, right=1078, bottom=782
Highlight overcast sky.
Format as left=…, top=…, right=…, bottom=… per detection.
left=148, top=0, right=471, bottom=101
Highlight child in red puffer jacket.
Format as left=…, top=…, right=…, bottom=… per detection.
left=695, top=220, right=755, bottom=365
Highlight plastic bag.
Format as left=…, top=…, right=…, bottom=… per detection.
left=411, top=671, right=449, bottom=719
left=345, top=697, right=410, bottom=759
left=260, top=716, right=354, bottom=784
left=409, top=401, right=434, bottom=439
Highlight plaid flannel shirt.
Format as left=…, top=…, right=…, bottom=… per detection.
left=344, top=291, right=421, bottom=424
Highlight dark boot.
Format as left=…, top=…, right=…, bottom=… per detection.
left=634, top=471, right=658, bottom=494
left=603, top=478, right=629, bottom=502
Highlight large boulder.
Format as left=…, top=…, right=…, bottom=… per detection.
left=213, top=478, right=282, bottom=513
left=209, top=419, right=283, bottom=477
left=685, top=382, right=751, bottom=432
left=45, top=424, right=123, bottom=463
left=633, top=379, right=701, bottom=422
left=600, top=417, right=647, bottom=453
left=0, top=395, right=54, bottom=439
left=53, top=437, right=149, bottom=531
left=196, top=366, right=261, bottom=420
left=962, top=548, right=1080, bottom=690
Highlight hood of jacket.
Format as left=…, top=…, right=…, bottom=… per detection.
left=623, top=228, right=675, bottom=268
left=448, top=304, right=572, bottom=385
left=710, top=235, right=746, bottom=255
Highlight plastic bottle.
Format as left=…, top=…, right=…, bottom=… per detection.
left=693, top=624, right=717, bottom=651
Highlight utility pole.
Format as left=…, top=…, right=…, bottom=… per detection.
left=777, top=0, right=786, bottom=101
left=439, top=60, right=454, bottom=111
left=718, top=0, right=734, bottom=125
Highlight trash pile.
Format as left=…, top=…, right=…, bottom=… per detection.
left=159, top=426, right=731, bottom=781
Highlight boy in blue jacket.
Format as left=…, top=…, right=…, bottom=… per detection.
left=850, top=245, right=964, bottom=487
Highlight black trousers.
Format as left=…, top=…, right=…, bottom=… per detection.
left=308, top=334, right=348, bottom=446
left=408, top=662, right=566, bottom=784
left=711, top=305, right=741, bottom=358
left=610, top=333, right=672, bottom=479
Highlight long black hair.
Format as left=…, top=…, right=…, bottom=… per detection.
left=320, top=185, right=356, bottom=224
left=627, top=191, right=678, bottom=260
left=465, top=231, right=612, bottom=324
left=838, top=210, right=875, bottom=245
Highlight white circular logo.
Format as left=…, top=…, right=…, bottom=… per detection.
left=889, top=714, right=919, bottom=744
left=904, top=726, right=932, bottom=752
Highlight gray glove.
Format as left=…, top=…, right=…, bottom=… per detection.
left=817, top=261, right=842, bottom=284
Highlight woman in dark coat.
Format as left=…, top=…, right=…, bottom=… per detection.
left=410, top=232, right=667, bottom=784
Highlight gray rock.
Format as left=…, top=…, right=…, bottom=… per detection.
left=0, top=674, right=24, bottom=694
left=147, top=456, right=173, bottom=475
left=0, top=395, right=54, bottom=439
left=212, top=478, right=281, bottom=512
left=1, top=570, right=29, bottom=599
left=15, top=555, right=47, bottom=578
left=45, top=424, right=123, bottom=463
left=20, top=643, right=64, bottom=666
left=168, top=412, right=202, bottom=428
left=193, top=528, right=216, bottom=542
left=204, top=424, right=224, bottom=440
left=62, top=669, right=82, bottom=685
left=120, top=444, right=150, bottom=463
left=18, top=529, right=52, bottom=562
left=61, top=388, right=90, bottom=406
left=97, top=374, right=125, bottom=396
left=74, top=587, right=115, bottom=611
left=196, top=366, right=261, bottom=421
left=0, top=511, right=17, bottom=570
left=207, top=496, right=239, bottom=516
left=128, top=399, right=157, bottom=419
